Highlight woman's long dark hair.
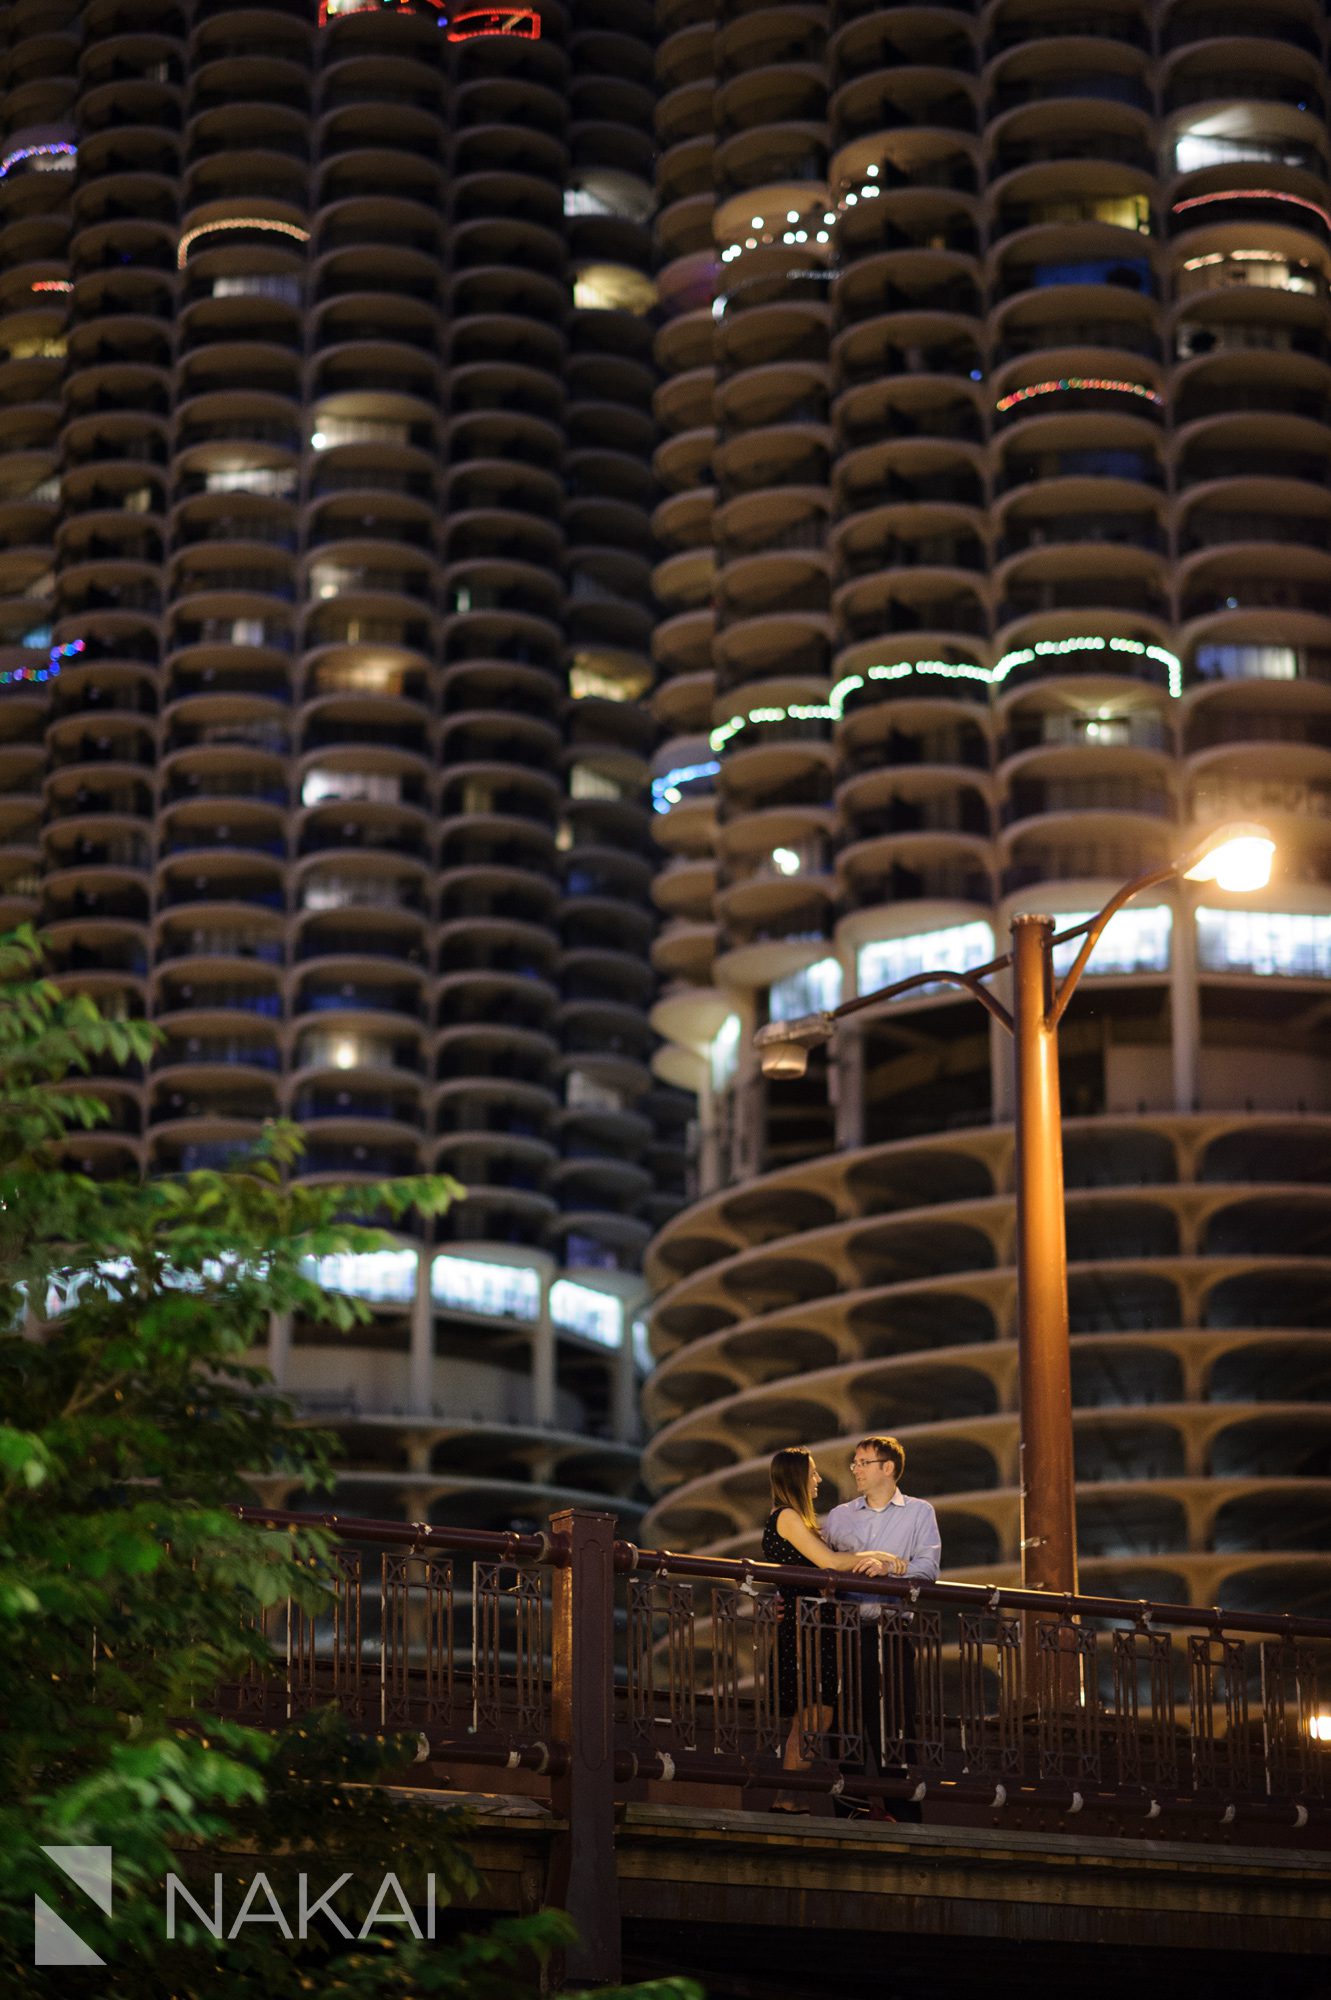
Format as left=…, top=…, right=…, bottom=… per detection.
left=769, top=1446, right=817, bottom=1530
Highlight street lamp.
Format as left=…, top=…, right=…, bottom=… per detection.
left=755, top=823, right=1275, bottom=1596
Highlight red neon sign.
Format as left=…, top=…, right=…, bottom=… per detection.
left=447, top=8, right=540, bottom=37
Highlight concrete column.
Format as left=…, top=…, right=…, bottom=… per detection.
left=268, top=1311, right=291, bottom=1390
left=409, top=1247, right=432, bottom=1417
left=532, top=1293, right=557, bottom=1428
left=1171, top=892, right=1200, bottom=1113
left=696, top=1073, right=721, bottom=1194
left=612, top=1314, right=639, bottom=1444
left=834, top=1020, right=865, bottom=1151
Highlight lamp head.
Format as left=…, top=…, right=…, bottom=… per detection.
left=1182, top=822, right=1275, bottom=893
left=754, top=1011, right=834, bottom=1080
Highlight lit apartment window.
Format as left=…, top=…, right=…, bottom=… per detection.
left=310, top=417, right=410, bottom=451
left=212, top=275, right=302, bottom=305
left=311, top=656, right=406, bottom=695
left=571, top=265, right=657, bottom=315
left=204, top=467, right=297, bottom=496
left=858, top=921, right=994, bottom=995
left=570, top=763, right=629, bottom=801
left=1050, top=905, right=1171, bottom=977
left=298, top=1032, right=395, bottom=1069
left=770, top=957, right=842, bottom=1022
left=566, top=1069, right=628, bottom=1112
left=431, top=1253, right=541, bottom=1321
left=569, top=654, right=650, bottom=701
left=1175, top=131, right=1307, bottom=174
left=550, top=1278, right=622, bottom=1348
left=1180, top=250, right=1318, bottom=296
left=301, top=1247, right=417, bottom=1303
left=1194, top=644, right=1298, bottom=681
left=1197, top=908, right=1331, bottom=979
left=301, top=769, right=402, bottom=806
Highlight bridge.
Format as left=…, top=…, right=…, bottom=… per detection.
left=229, top=1506, right=1331, bottom=1991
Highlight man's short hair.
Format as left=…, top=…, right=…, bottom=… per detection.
left=856, top=1434, right=905, bottom=1480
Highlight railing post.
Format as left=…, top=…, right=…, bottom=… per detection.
left=546, top=1507, right=620, bottom=1986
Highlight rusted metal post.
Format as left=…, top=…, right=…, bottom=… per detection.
left=546, top=1507, right=620, bottom=1985
left=1011, top=913, right=1079, bottom=1601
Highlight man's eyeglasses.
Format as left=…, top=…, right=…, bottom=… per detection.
left=849, top=1456, right=890, bottom=1470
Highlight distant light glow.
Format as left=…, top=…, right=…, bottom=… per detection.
left=31, top=279, right=72, bottom=293
left=1173, top=188, right=1331, bottom=232
left=771, top=847, right=801, bottom=876
left=711, top=1013, right=741, bottom=1091
left=177, top=218, right=310, bottom=268
left=995, top=377, right=1162, bottom=413
left=0, top=141, right=75, bottom=181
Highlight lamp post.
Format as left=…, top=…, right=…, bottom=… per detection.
left=755, top=824, right=1275, bottom=1596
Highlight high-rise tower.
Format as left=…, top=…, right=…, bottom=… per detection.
left=0, top=0, right=679, bottom=1532
left=646, top=0, right=1331, bottom=1610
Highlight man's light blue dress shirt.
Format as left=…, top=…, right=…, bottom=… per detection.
left=824, top=1490, right=942, bottom=1593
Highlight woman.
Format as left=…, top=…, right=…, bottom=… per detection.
left=762, top=1445, right=894, bottom=1812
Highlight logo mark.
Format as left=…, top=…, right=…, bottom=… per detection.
left=34, top=1846, right=112, bottom=1966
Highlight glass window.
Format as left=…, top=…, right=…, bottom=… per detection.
left=1193, top=644, right=1298, bottom=682
left=431, top=1253, right=540, bottom=1321
left=550, top=1278, right=622, bottom=1348
left=204, top=467, right=296, bottom=496
left=1197, top=908, right=1331, bottom=979
left=301, top=769, right=401, bottom=806
left=301, top=1247, right=416, bottom=1303
left=770, top=957, right=842, bottom=1022
left=858, top=921, right=994, bottom=996
left=1050, top=905, right=1171, bottom=976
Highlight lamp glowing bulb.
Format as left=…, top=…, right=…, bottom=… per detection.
left=1182, top=824, right=1275, bottom=893
left=1311, top=1713, right=1331, bottom=1742
left=787, top=209, right=799, bottom=222
left=772, top=847, right=801, bottom=876
left=332, top=1040, right=358, bottom=1069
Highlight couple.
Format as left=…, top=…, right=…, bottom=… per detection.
left=762, top=1436, right=941, bottom=1819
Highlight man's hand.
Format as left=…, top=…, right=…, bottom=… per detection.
left=852, top=1553, right=908, bottom=1576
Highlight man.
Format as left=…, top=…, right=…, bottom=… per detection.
left=824, top=1435, right=941, bottom=1823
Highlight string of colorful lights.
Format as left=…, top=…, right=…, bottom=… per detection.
left=828, top=635, right=1183, bottom=717
left=0, top=141, right=76, bottom=182
left=176, top=218, right=311, bottom=269
left=1172, top=187, right=1331, bottom=233
left=0, top=637, right=83, bottom=689
left=995, top=378, right=1163, bottom=413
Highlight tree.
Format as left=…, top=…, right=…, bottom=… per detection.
left=0, top=930, right=698, bottom=1999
